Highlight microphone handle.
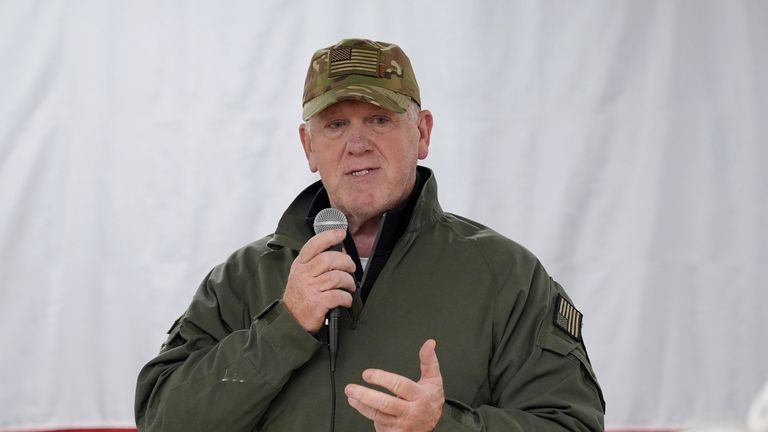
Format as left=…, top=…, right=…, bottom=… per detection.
left=328, top=307, right=340, bottom=372
left=327, top=241, right=343, bottom=372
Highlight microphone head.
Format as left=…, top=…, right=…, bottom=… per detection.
left=313, top=208, right=348, bottom=235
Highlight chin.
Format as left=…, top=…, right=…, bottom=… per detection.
left=339, top=199, right=385, bottom=220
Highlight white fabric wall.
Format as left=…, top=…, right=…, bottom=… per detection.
left=1, top=1, right=766, bottom=430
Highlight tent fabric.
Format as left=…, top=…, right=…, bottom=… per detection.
left=0, top=1, right=766, bottom=430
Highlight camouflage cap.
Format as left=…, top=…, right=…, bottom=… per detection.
left=302, top=38, right=421, bottom=120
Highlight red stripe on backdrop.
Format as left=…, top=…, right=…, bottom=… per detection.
left=5, top=429, right=680, bottom=432
left=3, top=430, right=137, bottom=432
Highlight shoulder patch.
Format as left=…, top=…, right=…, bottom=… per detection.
left=554, top=294, right=583, bottom=342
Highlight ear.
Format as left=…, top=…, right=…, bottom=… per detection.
left=416, top=109, right=433, bottom=160
left=299, top=123, right=318, bottom=172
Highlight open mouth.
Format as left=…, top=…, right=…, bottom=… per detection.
left=348, top=168, right=377, bottom=177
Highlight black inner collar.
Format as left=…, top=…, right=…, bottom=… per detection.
left=305, top=170, right=425, bottom=302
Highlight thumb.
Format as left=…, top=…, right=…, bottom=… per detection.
left=419, top=339, right=442, bottom=382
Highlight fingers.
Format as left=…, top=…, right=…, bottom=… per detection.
left=345, top=382, right=409, bottom=417
left=345, top=340, right=445, bottom=431
left=295, top=229, right=346, bottom=264
left=347, top=394, right=398, bottom=424
left=318, top=284, right=354, bottom=309
left=419, top=339, right=442, bottom=382
left=352, top=340, right=441, bottom=403
left=316, top=269, right=356, bottom=292
left=360, top=369, right=422, bottom=402
left=308, top=251, right=357, bottom=277
left=283, top=229, right=356, bottom=333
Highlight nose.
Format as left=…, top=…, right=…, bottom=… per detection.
left=345, top=121, right=371, bottom=155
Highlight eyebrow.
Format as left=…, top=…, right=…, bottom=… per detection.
left=315, top=105, right=397, bottom=122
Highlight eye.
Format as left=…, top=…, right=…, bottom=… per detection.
left=326, top=120, right=347, bottom=130
left=370, top=115, right=391, bottom=126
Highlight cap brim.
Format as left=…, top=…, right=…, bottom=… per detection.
left=302, top=84, right=413, bottom=121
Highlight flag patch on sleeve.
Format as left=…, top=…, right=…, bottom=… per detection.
left=554, top=294, right=583, bottom=342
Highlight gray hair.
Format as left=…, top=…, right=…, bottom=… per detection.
left=404, top=100, right=421, bottom=123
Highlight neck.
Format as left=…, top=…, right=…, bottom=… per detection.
left=347, top=214, right=381, bottom=258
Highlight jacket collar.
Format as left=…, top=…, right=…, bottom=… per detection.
left=268, top=165, right=443, bottom=251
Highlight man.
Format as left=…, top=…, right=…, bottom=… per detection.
left=135, top=38, right=605, bottom=431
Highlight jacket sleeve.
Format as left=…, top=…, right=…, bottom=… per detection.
left=134, top=258, right=322, bottom=431
left=435, top=260, right=606, bottom=432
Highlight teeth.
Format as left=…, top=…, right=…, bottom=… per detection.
left=351, top=170, right=370, bottom=176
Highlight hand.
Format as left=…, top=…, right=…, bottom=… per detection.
left=283, top=229, right=356, bottom=333
left=345, top=339, right=445, bottom=432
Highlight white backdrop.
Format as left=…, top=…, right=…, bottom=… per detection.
left=1, top=1, right=766, bottom=430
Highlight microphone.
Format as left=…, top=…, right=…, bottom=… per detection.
left=313, top=208, right=348, bottom=372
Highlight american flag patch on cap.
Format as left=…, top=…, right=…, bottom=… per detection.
left=328, top=47, right=380, bottom=77
left=554, top=294, right=583, bottom=341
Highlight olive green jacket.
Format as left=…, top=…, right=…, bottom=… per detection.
left=135, top=167, right=605, bottom=431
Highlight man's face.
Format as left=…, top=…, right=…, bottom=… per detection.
left=300, top=100, right=432, bottom=223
